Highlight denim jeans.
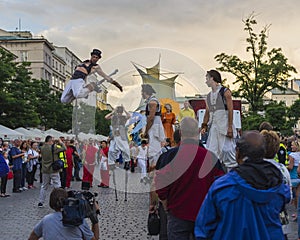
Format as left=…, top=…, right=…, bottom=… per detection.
left=167, top=212, right=195, bottom=240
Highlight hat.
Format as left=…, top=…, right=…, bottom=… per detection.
left=90, top=49, right=102, bottom=58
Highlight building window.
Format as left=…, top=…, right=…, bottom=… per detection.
left=20, top=51, right=28, bottom=62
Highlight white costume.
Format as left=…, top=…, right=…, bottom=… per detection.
left=206, top=86, right=237, bottom=169
left=136, top=145, right=148, bottom=180
left=107, top=114, right=130, bottom=165
left=145, top=95, right=165, bottom=165
left=61, top=78, right=90, bottom=104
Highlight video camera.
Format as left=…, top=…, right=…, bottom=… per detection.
left=62, top=190, right=100, bottom=227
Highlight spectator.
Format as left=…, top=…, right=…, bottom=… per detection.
left=136, top=140, right=148, bottom=184
left=287, top=141, right=300, bottom=217
left=0, top=151, right=11, bottom=197
left=20, top=140, right=29, bottom=191
left=155, top=129, right=181, bottom=240
left=195, top=131, right=290, bottom=240
left=10, top=139, right=25, bottom=193
left=28, top=188, right=99, bottom=240
left=155, top=117, right=224, bottom=239
left=27, top=141, right=40, bottom=189
left=38, top=136, right=66, bottom=208
left=177, top=100, right=195, bottom=122
left=261, top=130, right=292, bottom=239
left=161, top=104, right=176, bottom=142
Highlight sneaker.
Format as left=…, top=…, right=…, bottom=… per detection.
left=38, top=203, right=43, bottom=208
left=22, top=187, right=28, bottom=190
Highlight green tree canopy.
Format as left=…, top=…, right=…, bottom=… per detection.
left=215, top=14, right=297, bottom=113
left=0, top=48, right=72, bottom=131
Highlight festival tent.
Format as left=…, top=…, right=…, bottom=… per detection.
left=44, top=128, right=65, bottom=138
left=77, top=132, right=107, bottom=141
left=0, top=125, right=24, bottom=140
left=28, top=128, right=47, bottom=140
left=14, top=127, right=42, bottom=141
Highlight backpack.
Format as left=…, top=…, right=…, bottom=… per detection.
left=0, top=154, right=9, bottom=178
left=219, top=86, right=228, bottom=110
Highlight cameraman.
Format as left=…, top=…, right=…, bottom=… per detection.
left=28, top=188, right=99, bottom=240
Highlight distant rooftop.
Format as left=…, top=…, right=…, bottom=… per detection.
left=271, top=87, right=299, bottom=95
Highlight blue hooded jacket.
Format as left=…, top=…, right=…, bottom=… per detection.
left=195, top=169, right=291, bottom=240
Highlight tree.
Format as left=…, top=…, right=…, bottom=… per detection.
left=215, top=14, right=297, bottom=113
left=0, top=48, right=72, bottom=131
left=95, top=109, right=111, bottom=136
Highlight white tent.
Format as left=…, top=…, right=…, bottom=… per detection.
left=0, top=125, right=24, bottom=140
left=15, top=127, right=42, bottom=141
left=28, top=128, right=47, bottom=141
left=45, top=128, right=65, bottom=138
left=78, top=132, right=107, bottom=141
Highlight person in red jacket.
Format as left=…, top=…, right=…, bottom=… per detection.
left=155, top=117, right=224, bottom=239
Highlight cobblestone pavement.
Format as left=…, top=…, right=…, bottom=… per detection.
left=0, top=164, right=298, bottom=239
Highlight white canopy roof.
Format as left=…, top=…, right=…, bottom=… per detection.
left=0, top=125, right=24, bottom=140
left=14, top=127, right=42, bottom=141
left=44, top=128, right=65, bottom=138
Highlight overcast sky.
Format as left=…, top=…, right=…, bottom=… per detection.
left=1, top=0, right=300, bottom=106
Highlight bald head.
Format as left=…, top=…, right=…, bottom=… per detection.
left=180, top=117, right=199, bottom=138
left=236, top=131, right=265, bottom=162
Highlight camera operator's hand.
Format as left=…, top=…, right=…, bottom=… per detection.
left=94, top=201, right=100, bottom=215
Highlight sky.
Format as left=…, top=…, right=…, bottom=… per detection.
left=1, top=0, right=300, bottom=107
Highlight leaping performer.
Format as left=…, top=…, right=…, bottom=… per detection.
left=61, top=49, right=123, bottom=104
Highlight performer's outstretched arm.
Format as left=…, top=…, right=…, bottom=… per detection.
left=224, top=90, right=233, bottom=138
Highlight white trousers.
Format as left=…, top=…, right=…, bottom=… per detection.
left=61, top=78, right=90, bottom=103
left=137, top=158, right=147, bottom=179
left=206, top=124, right=237, bottom=169
left=108, top=137, right=130, bottom=165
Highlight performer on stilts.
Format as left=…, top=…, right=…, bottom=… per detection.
left=61, top=49, right=123, bottom=104
left=106, top=106, right=131, bottom=201
left=140, top=84, right=165, bottom=215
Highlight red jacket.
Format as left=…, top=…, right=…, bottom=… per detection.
left=155, top=139, right=224, bottom=221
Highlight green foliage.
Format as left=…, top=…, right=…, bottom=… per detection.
left=95, top=109, right=111, bottom=136
left=0, top=48, right=72, bottom=131
left=241, top=112, right=265, bottom=131
left=215, top=14, right=297, bottom=113
left=242, top=100, right=297, bottom=136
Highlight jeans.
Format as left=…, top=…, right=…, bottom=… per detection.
left=20, top=163, right=27, bottom=188
left=13, top=169, right=21, bottom=191
left=1, top=175, right=8, bottom=194
left=167, top=213, right=195, bottom=240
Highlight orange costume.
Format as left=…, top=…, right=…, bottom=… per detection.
left=161, top=112, right=176, bottom=141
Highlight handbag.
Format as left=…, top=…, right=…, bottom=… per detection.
left=147, top=212, right=160, bottom=235
left=7, top=170, right=13, bottom=180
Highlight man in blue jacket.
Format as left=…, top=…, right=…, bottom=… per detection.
left=195, top=131, right=291, bottom=240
